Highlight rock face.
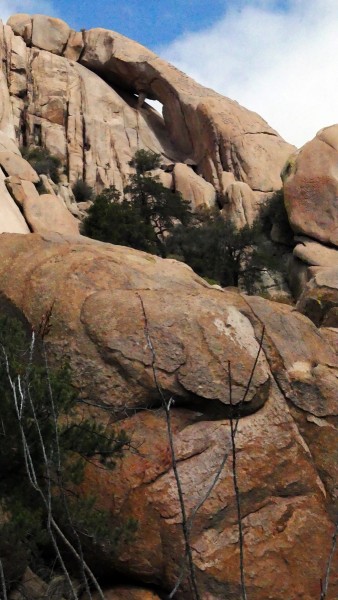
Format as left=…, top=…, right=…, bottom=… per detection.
left=297, top=267, right=338, bottom=327
left=1, top=15, right=294, bottom=222
left=0, top=232, right=336, bottom=600
left=23, top=193, right=80, bottom=235
left=283, top=125, right=338, bottom=247
left=221, top=181, right=256, bottom=228
left=0, top=12, right=337, bottom=600
left=282, top=126, right=338, bottom=308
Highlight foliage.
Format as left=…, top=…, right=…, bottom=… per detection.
left=128, top=148, right=162, bottom=174
left=125, top=150, right=192, bottom=251
left=259, top=189, right=294, bottom=244
left=0, top=315, right=133, bottom=592
left=35, top=180, right=48, bottom=195
left=165, top=208, right=277, bottom=291
left=72, top=179, right=94, bottom=203
left=83, top=150, right=192, bottom=256
left=82, top=186, right=158, bottom=253
left=21, top=146, right=62, bottom=184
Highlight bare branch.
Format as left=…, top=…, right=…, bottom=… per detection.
left=138, top=293, right=200, bottom=600
left=0, top=558, right=8, bottom=600
left=320, top=521, right=337, bottom=600
left=229, top=361, right=247, bottom=600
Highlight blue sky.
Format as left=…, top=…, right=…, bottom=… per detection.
left=56, top=0, right=229, bottom=49
left=1, top=1, right=338, bottom=147
left=2, top=1, right=290, bottom=50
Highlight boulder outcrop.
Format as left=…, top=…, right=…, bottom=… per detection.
left=283, top=125, right=338, bottom=247
left=0, top=13, right=336, bottom=600
left=22, top=193, right=80, bottom=235
left=0, top=232, right=336, bottom=600
left=173, top=163, right=216, bottom=209
left=0, top=168, right=30, bottom=233
left=296, top=266, right=338, bottom=327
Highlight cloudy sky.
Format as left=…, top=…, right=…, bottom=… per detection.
left=0, top=0, right=337, bottom=147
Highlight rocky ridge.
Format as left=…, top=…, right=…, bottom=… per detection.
left=1, top=13, right=294, bottom=228
left=0, top=12, right=337, bottom=600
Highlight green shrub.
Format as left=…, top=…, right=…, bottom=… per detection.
left=259, top=189, right=294, bottom=244
left=72, top=178, right=94, bottom=203
left=83, top=151, right=192, bottom=257
left=0, top=314, right=134, bottom=592
left=21, top=146, right=62, bottom=184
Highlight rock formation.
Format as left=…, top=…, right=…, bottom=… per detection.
left=0, top=12, right=336, bottom=600
left=1, top=13, right=294, bottom=231
left=283, top=126, right=338, bottom=322
left=0, top=232, right=336, bottom=600
left=283, top=125, right=338, bottom=246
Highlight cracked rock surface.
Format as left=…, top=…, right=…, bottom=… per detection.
left=0, top=232, right=336, bottom=600
left=1, top=14, right=294, bottom=227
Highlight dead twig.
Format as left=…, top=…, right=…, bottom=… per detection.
left=320, top=521, right=337, bottom=599
left=229, top=361, right=247, bottom=600
left=138, top=293, right=200, bottom=600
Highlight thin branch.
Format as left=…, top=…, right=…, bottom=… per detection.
left=0, top=558, right=8, bottom=600
left=320, top=521, right=337, bottom=600
left=42, top=345, right=93, bottom=600
left=229, top=361, right=247, bottom=600
left=168, top=325, right=265, bottom=597
left=234, top=325, right=265, bottom=435
left=138, top=293, right=200, bottom=600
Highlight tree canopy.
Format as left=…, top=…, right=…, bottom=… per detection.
left=83, top=150, right=192, bottom=256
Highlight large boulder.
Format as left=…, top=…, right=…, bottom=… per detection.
left=0, top=233, right=336, bottom=600
left=23, top=193, right=80, bottom=235
left=5, top=175, right=40, bottom=207
left=0, top=151, right=39, bottom=182
left=31, top=15, right=70, bottom=55
left=0, top=169, right=30, bottom=233
left=173, top=163, right=216, bottom=209
left=221, top=181, right=256, bottom=228
left=293, top=236, right=338, bottom=268
left=283, top=125, right=338, bottom=247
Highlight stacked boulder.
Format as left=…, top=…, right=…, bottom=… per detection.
left=283, top=125, right=338, bottom=325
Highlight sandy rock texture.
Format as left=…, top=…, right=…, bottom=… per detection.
left=22, top=193, right=80, bottom=235
left=0, top=232, right=336, bottom=600
left=283, top=125, right=338, bottom=247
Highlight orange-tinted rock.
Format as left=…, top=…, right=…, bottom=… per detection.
left=6, top=14, right=32, bottom=44
left=79, top=28, right=294, bottom=195
left=5, top=175, right=40, bottom=207
left=293, top=237, right=338, bottom=267
left=64, top=30, right=84, bottom=62
left=5, top=16, right=294, bottom=209
left=245, top=295, right=337, bottom=417
left=221, top=181, right=256, bottom=228
left=283, top=125, right=338, bottom=246
left=0, top=233, right=336, bottom=599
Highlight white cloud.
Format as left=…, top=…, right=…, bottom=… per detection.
left=159, top=0, right=338, bottom=148
left=0, top=0, right=56, bottom=23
